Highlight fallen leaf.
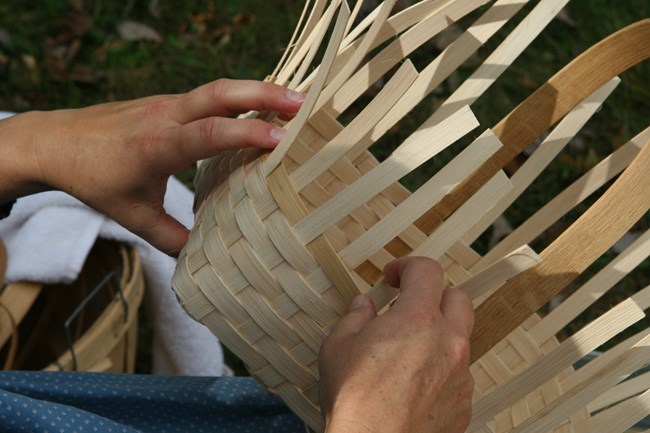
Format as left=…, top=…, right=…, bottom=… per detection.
left=117, top=20, right=162, bottom=43
left=233, top=13, right=254, bottom=26
left=21, top=54, right=40, bottom=84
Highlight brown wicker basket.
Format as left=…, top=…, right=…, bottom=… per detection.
left=173, top=1, right=649, bottom=431
left=0, top=239, right=144, bottom=373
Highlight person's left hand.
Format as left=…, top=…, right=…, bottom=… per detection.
left=2, top=79, right=304, bottom=255
left=319, top=257, right=475, bottom=433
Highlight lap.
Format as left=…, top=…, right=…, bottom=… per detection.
left=0, top=371, right=305, bottom=432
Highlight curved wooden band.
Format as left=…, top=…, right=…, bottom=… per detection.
left=471, top=136, right=649, bottom=363
left=415, top=19, right=650, bottom=235
left=467, top=20, right=650, bottom=363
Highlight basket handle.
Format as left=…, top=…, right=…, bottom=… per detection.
left=470, top=134, right=650, bottom=363
left=414, top=19, right=650, bottom=235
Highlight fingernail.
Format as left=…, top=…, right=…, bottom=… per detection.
left=348, top=294, right=370, bottom=312
left=285, top=89, right=306, bottom=103
left=269, top=126, right=287, bottom=143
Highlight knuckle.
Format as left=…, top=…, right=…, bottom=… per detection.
left=410, top=256, right=444, bottom=274
left=198, top=118, right=223, bottom=144
left=448, top=333, right=471, bottom=368
left=143, top=96, right=171, bottom=116
left=136, top=131, right=165, bottom=162
left=209, top=78, right=231, bottom=100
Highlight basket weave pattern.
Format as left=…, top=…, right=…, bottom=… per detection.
left=173, top=2, right=650, bottom=431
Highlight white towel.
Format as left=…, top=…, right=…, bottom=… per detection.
left=0, top=139, right=227, bottom=376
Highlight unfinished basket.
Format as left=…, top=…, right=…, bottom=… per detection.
left=0, top=239, right=144, bottom=373
left=173, top=1, right=650, bottom=431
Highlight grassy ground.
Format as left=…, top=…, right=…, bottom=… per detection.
left=1, top=0, right=648, bottom=382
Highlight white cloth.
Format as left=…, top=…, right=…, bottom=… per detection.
left=0, top=114, right=226, bottom=375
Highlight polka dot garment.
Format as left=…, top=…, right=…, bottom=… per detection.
left=0, top=372, right=305, bottom=433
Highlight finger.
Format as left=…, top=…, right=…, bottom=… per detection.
left=385, top=256, right=445, bottom=308
left=327, top=295, right=377, bottom=341
left=174, top=79, right=305, bottom=124
left=166, top=117, right=286, bottom=170
left=119, top=207, right=190, bottom=257
left=440, top=288, right=474, bottom=339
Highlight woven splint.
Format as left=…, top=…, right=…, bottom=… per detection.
left=172, top=1, right=650, bottom=431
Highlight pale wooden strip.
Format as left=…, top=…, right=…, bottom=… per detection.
left=455, top=246, right=541, bottom=302
left=342, top=0, right=379, bottom=47
left=291, top=60, right=418, bottom=190
left=275, top=0, right=335, bottom=86
left=587, top=371, right=650, bottom=413
left=578, top=389, right=650, bottom=433
left=264, top=2, right=350, bottom=175
left=339, top=129, right=503, bottom=268
left=294, top=106, right=479, bottom=244
left=632, top=284, right=650, bottom=310
left=368, top=171, right=513, bottom=308
left=254, top=337, right=316, bottom=389
left=267, top=163, right=361, bottom=301
left=468, top=299, right=645, bottom=431
left=508, top=337, right=650, bottom=433
left=289, top=1, right=346, bottom=89
left=475, top=127, right=650, bottom=271
left=412, top=171, right=512, bottom=259
left=342, top=0, right=453, bottom=52
left=416, top=20, right=650, bottom=239
left=233, top=198, right=285, bottom=267
left=200, top=312, right=268, bottom=371
left=446, top=241, right=482, bottom=270
left=266, top=212, right=320, bottom=274
left=272, top=261, right=339, bottom=326
left=528, top=229, right=650, bottom=344
left=343, top=0, right=365, bottom=38
left=310, top=0, right=397, bottom=114
left=426, top=0, right=569, bottom=125
left=561, top=329, right=650, bottom=393
left=328, top=0, right=527, bottom=168
left=328, top=0, right=495, bottom=115
left=461, top=77, right=621, bottom=249
left=269, top=0, right=313, bottom=82
left=471, top=137, right=650, bottom=362
left=296, top=0, right=457, bottom=91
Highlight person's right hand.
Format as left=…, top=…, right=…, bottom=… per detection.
left=0, top=79, right=304, bottom=255
left=319, top=257, right=475, bottom=433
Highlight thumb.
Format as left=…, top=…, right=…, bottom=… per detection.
left=329, top=295, right=377, bottom=340
left=120, top=208, right=190, bottom=257
left=145, top=213, right=190, bottom=257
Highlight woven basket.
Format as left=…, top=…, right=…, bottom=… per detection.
left=173, top=1, right=649, bottom=431
left=0, top=239, right=144, bottom=373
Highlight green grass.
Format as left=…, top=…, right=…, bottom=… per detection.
left=1, top=0, right=648, bottom=374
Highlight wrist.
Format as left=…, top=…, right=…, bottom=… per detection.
left=0, top=111, right=52, bottom=202
left=324, top=403, right=411, bottom=433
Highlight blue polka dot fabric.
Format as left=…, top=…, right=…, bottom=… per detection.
left=0, top=372, right=306, bottom=433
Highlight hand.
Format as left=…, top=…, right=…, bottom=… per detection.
left=0, top=79, right=304, bottom=255
left=319, top=257, right=474, bottom=433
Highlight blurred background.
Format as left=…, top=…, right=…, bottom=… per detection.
left=1, top=0, right=648, bottom=374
